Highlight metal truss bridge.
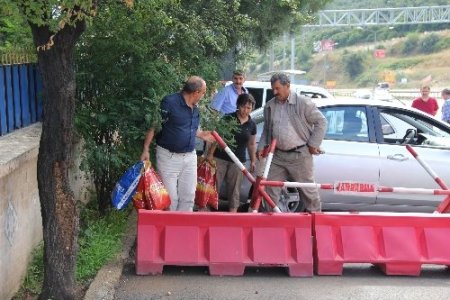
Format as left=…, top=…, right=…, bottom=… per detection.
left=304, top=5, right=450, bottom=27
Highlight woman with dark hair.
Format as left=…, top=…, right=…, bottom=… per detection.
left=207, top=93, right=257, bottom=212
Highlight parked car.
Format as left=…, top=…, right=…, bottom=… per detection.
left=372, top=89, right=395, bottom=102
left=234, top=98, right=450, bottom=213
left=353, top=89, right=372, bottom=100
left=228, top=80, right=335, bottom=109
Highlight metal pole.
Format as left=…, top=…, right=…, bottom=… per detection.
left=290, top=36, right=295, bottom=82
left=269, top=43, right=274, bottom=71
left=282, top=32, right=287, bottom=70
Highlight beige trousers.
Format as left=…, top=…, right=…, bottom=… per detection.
left=265, top=146, right=321, bottom=212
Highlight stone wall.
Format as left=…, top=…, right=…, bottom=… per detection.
left=0, top=124, right=93, bottom=300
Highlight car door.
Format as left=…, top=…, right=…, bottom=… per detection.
left=315, top=105, right=380, bottom=209
left=375, top=107, right=450, bottom=211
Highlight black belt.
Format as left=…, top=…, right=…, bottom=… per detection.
left=158, top=145, right=192, bottom=154
left=277, top=144, right=307, bottom=152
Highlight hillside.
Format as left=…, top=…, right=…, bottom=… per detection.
left=246, top=29, right=450, bottom=90
left=306, top=30, right=450, bottom=89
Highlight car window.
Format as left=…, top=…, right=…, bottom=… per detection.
left=246, top=87, right=264, bottom=109
left=299, top=91, right=326, bottom=98
left=379, top=109, right=450, bottom=147
left=320, top=106, right=369, bottom=142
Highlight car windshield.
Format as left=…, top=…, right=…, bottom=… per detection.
left=380, top=109, right=450, bottom=147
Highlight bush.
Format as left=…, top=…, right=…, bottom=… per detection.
left=380, top=58, right=423, bottom=70
left=401, top=32, right=420, bottom=54
left=342, top=52, right=364, bottom=79
left=434, top=36, right=450, bottom=52
left=419, top=33, right=440, bottom=54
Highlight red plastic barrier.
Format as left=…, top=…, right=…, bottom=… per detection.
left=314, top=212, right=450, bottom=276
left=136, top=210, right=313, bottom=277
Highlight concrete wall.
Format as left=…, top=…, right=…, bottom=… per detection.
left=0, top=124, right=93, bottom=300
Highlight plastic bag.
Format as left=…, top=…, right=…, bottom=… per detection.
left=132, top=175, right=146, bottom=210
left=195, top=157, right=218, bottom=210
left=111, top=161, right=144, bottom=209
left=141, top=160, right=171, bottom=210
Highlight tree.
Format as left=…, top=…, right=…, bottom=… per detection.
left=11, top=1, right=132, bottom=299
left=343, top=51, right=364, bottom=79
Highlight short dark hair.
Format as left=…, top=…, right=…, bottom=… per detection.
left=270, top=73, right=290, bottom=86
left=236, top=93, right=256, bottom=109
left=182, top=76, right=205, bottom=93
left=233, top=70, right=245, bottom=77
left=442, top=88, right=450, bottom=96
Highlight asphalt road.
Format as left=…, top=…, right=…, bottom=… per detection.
left=114, top=263, right=450, bottom=300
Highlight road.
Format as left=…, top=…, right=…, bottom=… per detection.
left=114, top=263, right=450, bottom=300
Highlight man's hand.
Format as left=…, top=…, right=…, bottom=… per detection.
left=197, top=130, right=216, bottom=143
left=308, top=145, right=324, bottom=155
left=140, top=149, right=150, bottom=161
left=256, top=149, right=264, bottom=160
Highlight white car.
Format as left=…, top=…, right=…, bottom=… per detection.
left=226, top=80, right=335, bottom=109
left=353, top=89, right=372, bottom=100
left=239, top=98, right=450, bottom=213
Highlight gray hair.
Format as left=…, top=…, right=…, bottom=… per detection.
left=233, top=69, right=245, bottom=77
left=270, top=73, right=290, bottom=86
left=182, top=76, right=205, bottom=93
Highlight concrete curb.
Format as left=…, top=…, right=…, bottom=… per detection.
left=83, top=210, right=137, bottom=300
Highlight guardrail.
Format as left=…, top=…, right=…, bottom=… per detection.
left=331, top=88, right=442, bottom=100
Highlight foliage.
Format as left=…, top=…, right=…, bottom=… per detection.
left=380, top=58, right=423, bottom=70
left=0, top=0, right=33, bottom=54
left=342, top=51, right=365, bottom=79
left=435, top=36, right=450, bottom=52
left=13, top=204, right=131, bottom=298
left=296, top=47, right=314, bottom=72
left=401, top=32, right=420, bottom=54
left=197, top=97, right=238, bottom=147
left=12, top=243, right=44, bottom=298
left=76, top=205, right=130, bottom=283
left=75, top=1, right=225, bottom=211
left=419, top=33, right=440, bottom=54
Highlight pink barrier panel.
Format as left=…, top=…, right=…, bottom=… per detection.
left=314, top=212, right=450, bottom=276
left=136, top=210, right=313, bottom=277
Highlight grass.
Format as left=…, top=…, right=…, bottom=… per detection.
left=379, top=58, right=424, bottom=70
left=13, top=203, right=131, bottom=298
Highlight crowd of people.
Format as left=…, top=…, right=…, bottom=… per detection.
left=140, top=71, right=326, bottom=213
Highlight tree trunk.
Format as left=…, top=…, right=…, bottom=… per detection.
left=30, top=21, right=85, bottom=300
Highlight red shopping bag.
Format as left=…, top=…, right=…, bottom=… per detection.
left=141, top=160, right=171, bottom=210
left=132, top=175, right=146, bottom=210
left=195, top=157, right=218, bottom=210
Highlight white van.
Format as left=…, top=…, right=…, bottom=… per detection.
left=238, top=80, right=335, bottom=109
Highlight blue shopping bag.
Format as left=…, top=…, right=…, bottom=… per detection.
left=111, top=161, right=144, bottom=209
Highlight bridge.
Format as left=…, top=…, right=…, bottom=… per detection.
left=305, top=5, right=450, bottom=27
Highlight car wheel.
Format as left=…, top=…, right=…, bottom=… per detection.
left=248, top=186, right=306, bottom=213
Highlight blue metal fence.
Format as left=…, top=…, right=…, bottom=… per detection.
left=0, top=64, right=42, bottom=136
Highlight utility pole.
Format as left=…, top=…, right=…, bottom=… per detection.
left=290, top=35, right=295, bottom=82
left=269, top=43, right=274, bottom=71
left=282, top=32, right=287, bottom=70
